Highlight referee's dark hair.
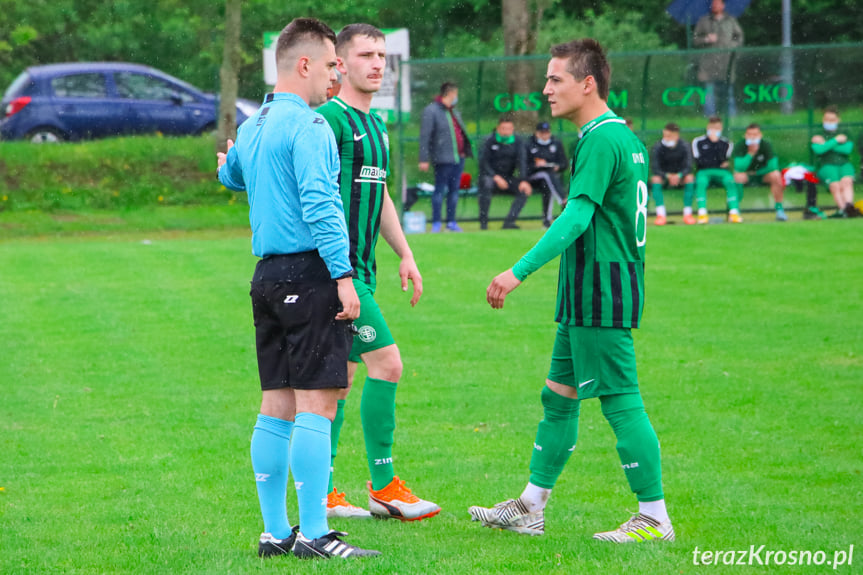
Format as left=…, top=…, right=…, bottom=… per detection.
left=440, top=82, right=458, bottom=97
left=550, top=38, right=610, bottom=100
left=276, top=18, right=336, bottom=70
left=336, top=23, right=385, bottom=56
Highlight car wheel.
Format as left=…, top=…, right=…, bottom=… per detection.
left=27, top=127, right=65, bottom=143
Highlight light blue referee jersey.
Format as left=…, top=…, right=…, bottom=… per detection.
left=218, top=92, right=352, bottom=279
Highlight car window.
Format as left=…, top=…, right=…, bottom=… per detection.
left=4, top=72, right=32, bottom=99
left=51, top=74, right=107, bottom=98
left=115, top=73, right=193, bottom=103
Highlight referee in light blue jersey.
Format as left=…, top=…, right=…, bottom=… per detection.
left=217, top=17, right=380, bottom=561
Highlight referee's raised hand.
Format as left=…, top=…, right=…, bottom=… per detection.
left=335, top=277, right=360, bottom=320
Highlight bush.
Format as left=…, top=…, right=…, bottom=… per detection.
left=0, top=136, right=236, bottom=212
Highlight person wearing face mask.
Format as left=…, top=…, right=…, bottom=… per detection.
left=527, top=122, right=568, bottom=227
left=419, top=81, right=473, bottom=232
left=649, top=123, right=694, bottom=225
left=692, top=116, right=739, bottom=223
left=478, top=114, right=533, bottom=230
left=811, top=106, right=859, bottom=218
left=732, top=123, right=787, bottom=221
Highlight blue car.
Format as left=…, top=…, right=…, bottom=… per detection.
left=0, top=62, right=259, bottom=142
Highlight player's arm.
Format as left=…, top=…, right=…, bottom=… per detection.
left=833, top=139, right=854, bottom=156
left=488, top=139, right=613, bottom=309
left=294, top=123, right=353, bottom=281
left=811, top=138, right=835, bottom=155
left=487, top=196, right=596, bottom=309
left=681, top=140, right=693, bottom=176
left=380, top=185, right=422, bottom=306
left=649, top=141, right=663, bottom=176
left=418, top=105, right=434, bottom=165
left=733, top=142, right=753, bottom=172
left=217, top=138, right=246, bottom=191
left=479, top=137, right=494, bottom=177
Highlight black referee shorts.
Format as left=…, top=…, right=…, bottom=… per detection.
left=250, top=251, right=352, bottom=391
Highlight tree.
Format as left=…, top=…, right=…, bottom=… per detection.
left=502, top=0, right=557, bottom=130
left=217, top=0, right=242, bottom=153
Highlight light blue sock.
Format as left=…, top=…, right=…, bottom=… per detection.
left=290, top=412, right=331, bottom=540
left=250, top=414, right=294, bottom=539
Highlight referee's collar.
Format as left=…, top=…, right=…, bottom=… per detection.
left=263, top=92, right=309, bottom=108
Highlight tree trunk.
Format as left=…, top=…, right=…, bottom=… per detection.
left=502, top=0, right=539, bottom=131
left=216, top=0, right=241, bottom=153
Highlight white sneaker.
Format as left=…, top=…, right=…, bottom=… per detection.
left=593, top=513, right=675, bottom=543
left=327, top=488, right=372, bottom=519
left=468, top=497, right=544, bottom=535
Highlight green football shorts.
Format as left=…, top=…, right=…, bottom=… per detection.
left=547, top=325, right=639, bottom=400
left=817, top=163, right=855, bottom=185
left=349, top=279, right=396, bottom=363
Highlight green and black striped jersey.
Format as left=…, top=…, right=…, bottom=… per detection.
left=557, top=111, right=648, bottom=328
left=318, top=97, right=389, bottom=289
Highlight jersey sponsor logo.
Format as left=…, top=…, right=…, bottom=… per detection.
left=621, top=461, right=640, bottom=469
left=358, top=166, right=387, bottom=180
left=357, top=325, right=377, bottom=343
left=283, top=295, right=299, bottom=304
left=578, top=378, right=595, bottom=388
left=255, top=473, right=270, bottom=482
left=374, top=457, right=393, bottom=465
left=632, top=152, right=645, bottom=164
left=353, top=132, right=367, bottom=142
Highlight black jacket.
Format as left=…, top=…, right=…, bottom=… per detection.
left=527, top=136, right=567, bottom=176
left=692, top=135, right=733, bottom=170
left=650, top=139, right=692, bottom=176
left=479, top=133, right=528, bottom=181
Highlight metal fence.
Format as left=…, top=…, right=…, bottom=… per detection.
left=394, top=43, right=863, bottom=219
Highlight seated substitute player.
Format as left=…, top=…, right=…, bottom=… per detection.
left=649, top=122, right=694, bottom=225
left=527, top=121, right=568, bottom=227
left=478, top=114, right=533, bottom=230
left=469, top=38, right=674, bottom=544
left=811, top=106, right=859, bottom=218
left=317, top=23, right=440, bottom=521
left=217, top=18, right=378, bottom=560
left=732, top=123, right=787, bottom=221
left=692, top=116, right=740, bottom=223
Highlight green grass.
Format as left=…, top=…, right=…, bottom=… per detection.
left=1, top=220, right=861, bottom=574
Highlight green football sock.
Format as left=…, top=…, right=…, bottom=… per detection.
left=650, top=183, right=665, bottom=209
left=360, top=377, right=397, bottom=490
left=683, top=182, right=695, bottom=208
left=600, top=392, right=664, bottom=502
left=727, top=185, right=740, bottom=211
left=696, top=181, right=708, bottom=210
left=327, top=399, right=345, bottom=493
left=528, top=386, right=580, bottom=489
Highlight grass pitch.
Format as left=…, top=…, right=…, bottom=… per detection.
left=1, top=219, right=861, bottom=574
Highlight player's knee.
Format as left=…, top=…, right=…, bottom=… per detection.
left=650, top=175, right=663, bottom=185
left=683, top=174, right=694, bottom=184
left=370, top=347, right=403, bottom=382
left=733, top=172, right=748, bottom=184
